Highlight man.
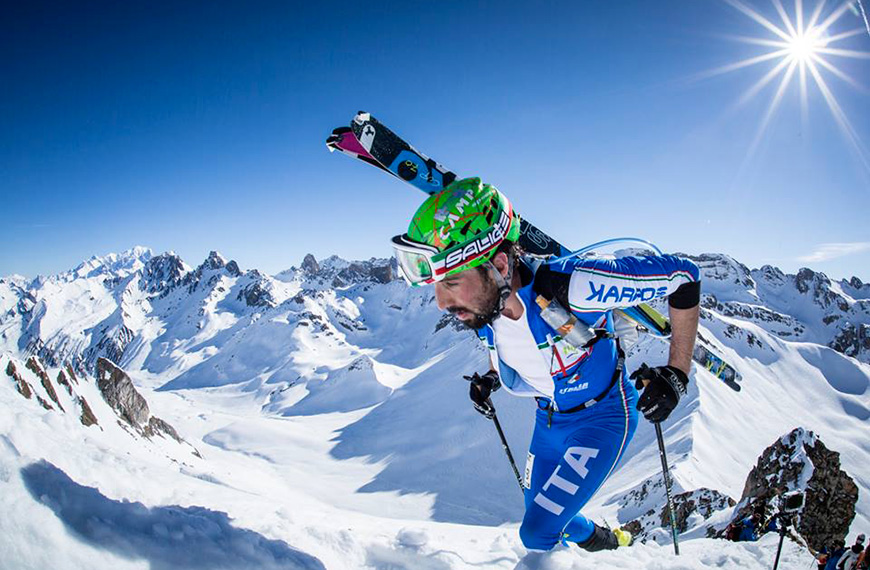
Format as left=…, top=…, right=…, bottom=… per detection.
left=839, top=535, right=867, bottom=570
left=391, top=178, right=701, bottom=553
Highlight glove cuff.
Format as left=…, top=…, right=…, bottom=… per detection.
left=663, top=365, right=689, bottom=396
left=482, top=370, right=501, bottom=393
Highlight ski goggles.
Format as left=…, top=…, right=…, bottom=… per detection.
left=390, top=209, right=514, bottom=286
left=390, top=235, right=443, bottom=286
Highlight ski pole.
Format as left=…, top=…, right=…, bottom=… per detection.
left=655, top=422, right=680, bottom=555
left=487, top=398, right=524, bottom=493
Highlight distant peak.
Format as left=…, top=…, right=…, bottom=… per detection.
left=301, top=254, right=320, bottom=274
left=71, top=246, right=154, bottom=280
left=203, top=251, right=227, bottom=271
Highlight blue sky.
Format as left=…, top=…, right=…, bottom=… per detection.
left=2, top=1, right=869, bottom=282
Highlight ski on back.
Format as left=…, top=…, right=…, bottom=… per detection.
left=326, top=112, right=741, bottom=391
left=350, top=112, right=456, bottom=194
left=693, top=344, right=742, bottom=388
left=326, top=126, right=390, bottom=174
left=347, top=113, right=565, bottom=259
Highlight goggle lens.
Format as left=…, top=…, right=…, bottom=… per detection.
left=396, top=249, right=434, bottom=285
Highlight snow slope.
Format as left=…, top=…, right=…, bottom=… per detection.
left=1, top=247, right=867, bottom=569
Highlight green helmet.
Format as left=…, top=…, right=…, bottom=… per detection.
left=391, top=177, right=521, bottom=286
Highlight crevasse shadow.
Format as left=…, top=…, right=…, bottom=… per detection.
left=20, top=460, right=325, bottom=570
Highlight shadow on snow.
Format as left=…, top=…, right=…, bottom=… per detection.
left=21, top=460, right=325, bottom=570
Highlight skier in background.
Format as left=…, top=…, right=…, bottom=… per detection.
left=839, top=535, right=867, bottom=570
left=828, top=540, right=848, bottom=570
left=857, top=539, right=869, bottom=569
left=390, top=178, right=701, bottom=552
left=815, top=546, right=830, bottom=570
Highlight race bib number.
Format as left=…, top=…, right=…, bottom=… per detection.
left=524, top=452, right=535, bottom=489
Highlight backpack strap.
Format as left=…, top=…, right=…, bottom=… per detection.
left=531, top=262, right=571, bottom=308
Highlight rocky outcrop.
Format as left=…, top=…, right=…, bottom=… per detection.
left=621, top=482, right=734, bottom=543
left=5, top=360, right=33, bottom=399
left=668, top=489, right=736, bottom=534
left=144, top=416, right=182, bottom=442
left=203, top=251, right=227, bottom=271
left=56, top=369, right=74, bottom=397
left=727, top=428, right=857, bottom=551
left=140, top=252, right=188, bottom=295
left=299, top=254, right=393, bottom=287
left=829, top=323, right=870, bottom=359
left=79, top=397, right=99, bottom=427
left=238, top=282, right=275, bottom=308
left=183, top=251, right=241, bottom=293
left=370, top=263, right=393, bottom=284
left=96, top=358, right=151, bottom=427
left=225, top=260, right=241, bottom=277
left=85, top=324, right=135, bottom=370
left=794, top=269, right=849, bottom=312
left=701, top=295, right=805, bottom=338
left=26, top=356, right=63, bottom=412
left=301, top=254, right=320, bottom=274
left=95, top=358, right=186, bottom=444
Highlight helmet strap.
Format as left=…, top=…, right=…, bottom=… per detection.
left=484, top=254, right=513, bottom=322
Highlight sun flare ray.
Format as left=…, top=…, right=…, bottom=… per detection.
left=773, top=0, right=800, bottom=37
left=737, top=56, right=795, bottom=106
left=810, top=53, right=870, bottom=91
left=806, top=0, right=828, bottom=29
left=723, top=0, right=794, bottom=41
left=815, top=46, right=870, bottom=57
left=805, top=58, right=870, bottom=171
left=747, top=60, right=799, bottom=158
left=693, top=49, right=792, bottom=80
left=815, top=1, right=856, bottom=35
left=825, top=27, right=867, bottom=43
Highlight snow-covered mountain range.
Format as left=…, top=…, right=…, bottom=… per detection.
left=1, top=246, right=868, bottom=570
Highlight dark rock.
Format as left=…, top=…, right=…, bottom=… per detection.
left=26, top=356, right=64, bottom=412
left=225, top=260, right=241, bottom=277
left=731, top=428, right=857, bottom=551
left=140, top=253, right=187, bottom=295
left=84, top=324, right=135, bottom=369
left=666, top=488, right=735, bottom=534
left=65, top=363, right=80, bottom=385
left=370, top=264, right=393, bottom=284
left=829, top=323, right=870, bottom=358
left=301, top=254, right=319, bottom=274
left=78, top=396, right=99, bottom=427
left=96, top=358, right=149, bottom=428
left=203, top=251, right=226, bottom=271
left=144, top=416, right=183, bottom=442
left=6, top=360, right=33, bottom=399
left=56, top=369, right=74, bottom=397
left=238, top=282, right=275, bottom=308
left=621, top=483, right=734, bottom=543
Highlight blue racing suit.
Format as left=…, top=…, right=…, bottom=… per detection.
left=477, top=253, right=700, bottom=551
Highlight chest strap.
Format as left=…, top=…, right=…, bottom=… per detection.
left=536, top=340, right=625, bottom=418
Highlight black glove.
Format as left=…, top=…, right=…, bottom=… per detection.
left=630, top=364, right=688, bottom=423
left=463, top=370, right=501, bottom=419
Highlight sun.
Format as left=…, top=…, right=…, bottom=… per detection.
left=700, top=0, right=870, bottom=173
left=786, top=30, right=826, bottom=62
